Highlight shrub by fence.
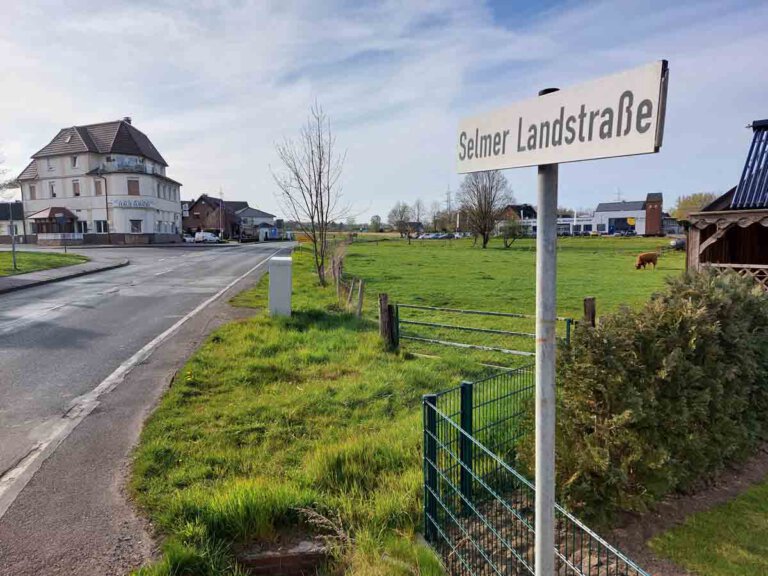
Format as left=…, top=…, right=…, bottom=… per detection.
left=423, top=365, right=649, bottom=575
left=517, top=270, right=768, bottom=521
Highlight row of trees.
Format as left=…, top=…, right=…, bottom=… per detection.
left=382, top=170, right=517, bottom=248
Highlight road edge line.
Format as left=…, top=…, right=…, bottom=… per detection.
left=0, top=247, right=285, bottom=519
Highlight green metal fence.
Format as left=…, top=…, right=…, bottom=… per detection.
left=397, top=304, right=572, bottom=358
left=423, top=366, right=649, bottom=576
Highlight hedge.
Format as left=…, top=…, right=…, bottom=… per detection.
left=519, top=270, right=768, bottom=522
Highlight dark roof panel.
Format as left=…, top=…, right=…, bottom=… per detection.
left=237, top=207, right=275, bottom=218
left=595, top=200, right=646, bottom=212
left=646, top=193, right=663, bottom=202
left=224, top=201, right=250, bottom=212
left=31, top=119, right=168, bottom=166
left=731, top=120, right=768, bottom=209
left=32, top=127, right=91, bottom=157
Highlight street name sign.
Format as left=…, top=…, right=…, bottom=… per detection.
left=457, top=60, right=668, bottom=173
left=453, top=60, right=669, bottom=576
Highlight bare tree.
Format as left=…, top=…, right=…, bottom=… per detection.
left=413, top=198, right=425, bottom=225
left=387, top=201, right=412, bottom=238
left=428, top=201, right=441, bottom=231
left=273, top=103, right=346, bottom=286
left=457, top=170, right=511, bottom=249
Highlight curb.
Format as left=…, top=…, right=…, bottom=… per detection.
left=0, top=259, right=130, bottom=295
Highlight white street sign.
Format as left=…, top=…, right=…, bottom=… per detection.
left=457, top=60, right=668, bottom=173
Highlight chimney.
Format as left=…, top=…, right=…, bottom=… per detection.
left=123, top=116, right=132, bottom=124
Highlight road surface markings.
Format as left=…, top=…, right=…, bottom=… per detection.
left=0, top=248, right=284, bottom=520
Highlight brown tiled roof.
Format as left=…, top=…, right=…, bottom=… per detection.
left=17, top=160, right=38, bottom=181
left=32, top=119, right=168, bottom=166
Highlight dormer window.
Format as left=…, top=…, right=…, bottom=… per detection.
left=65, top=134, right=72, bottom=143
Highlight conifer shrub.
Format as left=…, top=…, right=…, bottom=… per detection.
left=520, top=270, right=768, bottom=521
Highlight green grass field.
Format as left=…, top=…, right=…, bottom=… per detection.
left=0, top=250, right=88, bottom=276
left=131, top=237, right=684, bottom=575
left=344, top=236, right=684, bottom=365
left=649, top=480, right=768, bottom=576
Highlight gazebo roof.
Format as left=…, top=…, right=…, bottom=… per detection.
left=731, top=119, right=768, bottom=209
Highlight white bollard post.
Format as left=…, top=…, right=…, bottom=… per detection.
left=269, top=256, right=292, bottom=317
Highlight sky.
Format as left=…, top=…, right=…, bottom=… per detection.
left=1, top=0, right=767, bottom=220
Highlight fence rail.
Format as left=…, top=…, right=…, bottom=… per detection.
left=423, top=366, right=649, bottom=576
left=396, top=304, right=572, bottom=358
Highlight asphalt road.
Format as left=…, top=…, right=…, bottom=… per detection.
left=0, top=242, right=289, bottom=574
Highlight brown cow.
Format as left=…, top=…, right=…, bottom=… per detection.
left=635, top=252, right=658, bottom=270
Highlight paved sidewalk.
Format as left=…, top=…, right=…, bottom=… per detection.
left=0, top=256, right=129, bottom=295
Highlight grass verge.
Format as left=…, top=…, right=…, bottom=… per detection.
left=649, top=480, right=768, bottom=576
left=0, top=250, right=88, bottom=276
left=131, top=238, right=685, bottom=574
left=131, top=245, right=480, bottom=575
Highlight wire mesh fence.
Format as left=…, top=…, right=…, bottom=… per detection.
left=423, top=366, right=649, bottom=576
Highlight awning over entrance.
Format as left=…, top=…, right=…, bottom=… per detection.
left=26, top=207, right=78, bottom=220
left=27, top=206, right=78, bottom=234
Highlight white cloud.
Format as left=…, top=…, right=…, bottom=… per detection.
left=1, top=0, right=767, bottom=218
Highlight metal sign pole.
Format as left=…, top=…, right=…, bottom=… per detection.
left=534, top=87, right=559, bottom=576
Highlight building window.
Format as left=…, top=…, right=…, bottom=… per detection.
left=49, top=182, right=56, bottom=198
left=95, top=180, right=103, bottom=196
left=130, top=219, right=143, bottom=233
left=76, top=221, right=88, bottom=233
left=95, top=220, right=108, bottom=233
left=128, top=179, right=140, bottom=196
left=29, top=185, right=36, bottom=200
left=47, top=158, right=54, bottom=170
left=71, top=156, right=78, bottom=168
left=73, top=180, right=80, bottom=196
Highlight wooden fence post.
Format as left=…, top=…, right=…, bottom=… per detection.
left=583, top=297, right=596, bottom=328
left=379, top=293, right=390, bottom=341
left=346, top=279, right=356, bottom=309
left=356, top=280, right=364, bottom=318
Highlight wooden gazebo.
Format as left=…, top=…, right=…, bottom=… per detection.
left=687, top=119, right=768, bottom=291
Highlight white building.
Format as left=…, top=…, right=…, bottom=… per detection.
left=516, top=193, right=664, bottom=236
left=17, top=117, right=182, bottom=244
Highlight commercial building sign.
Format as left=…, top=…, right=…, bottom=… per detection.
left=109, top=199, right=154, bottom=209
left=457, top=60, right=668, bottom=173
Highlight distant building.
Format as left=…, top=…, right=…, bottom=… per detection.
left=16, top=117, right=182, bottom=245
left=182, top=194, right=241, bottom=238
left=592, top=193, right=663, bottom=236
left=501, top=204, right=537, bottom=220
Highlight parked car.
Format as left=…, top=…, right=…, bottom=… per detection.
left=183, top=234, right=195, bottom=243
left=195, top=231, right=220, bottom=243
